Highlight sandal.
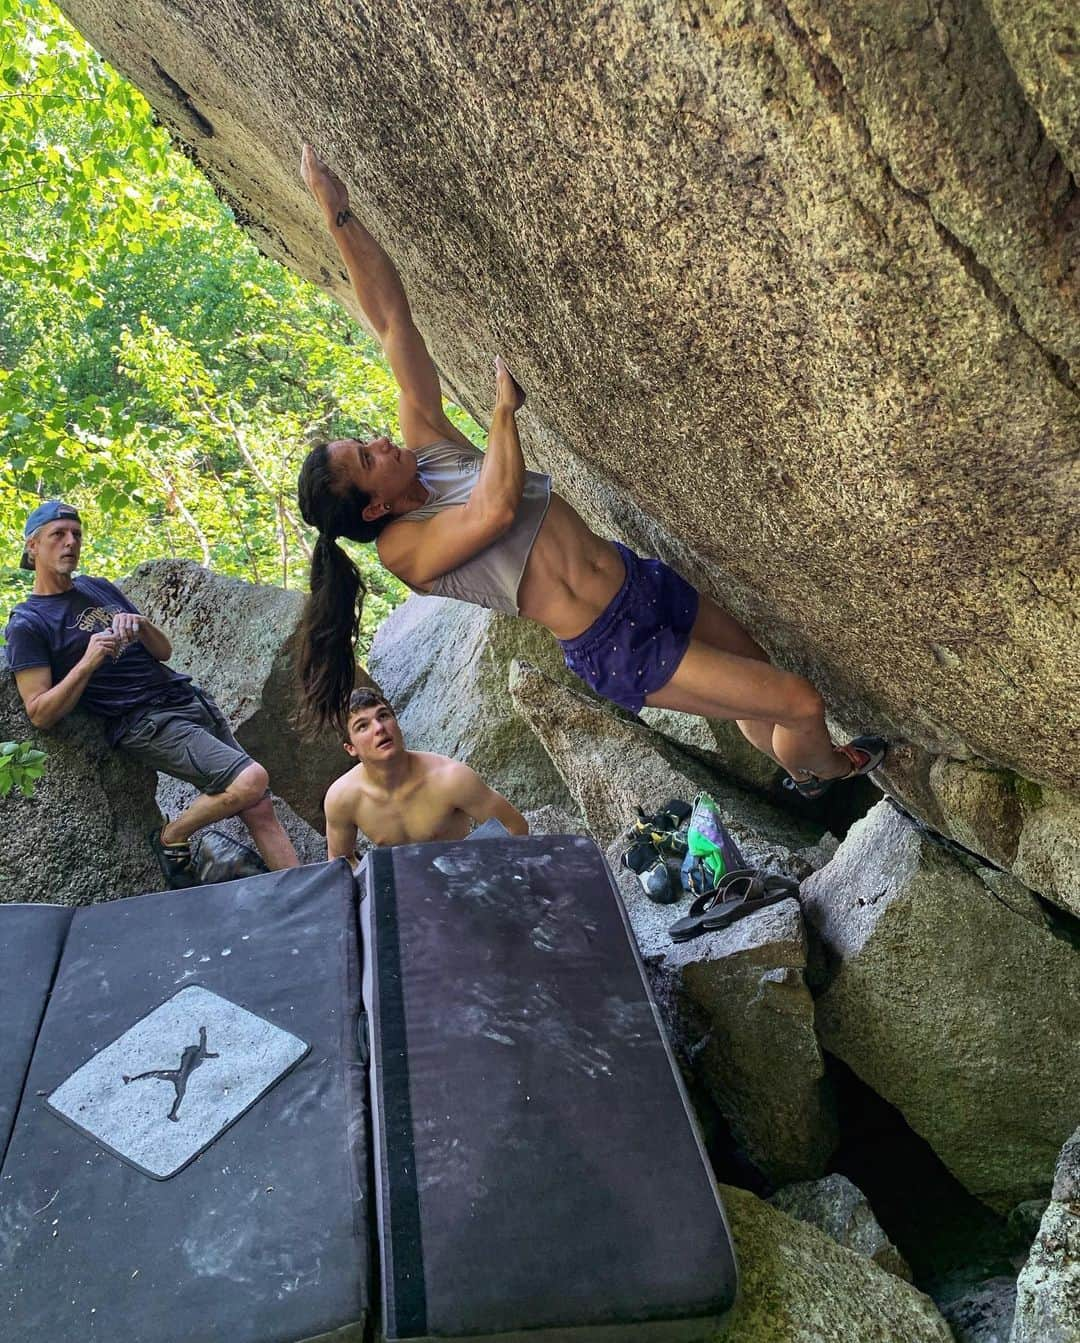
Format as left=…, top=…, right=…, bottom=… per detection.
left=669, top=869, right=800, bottom=942
left=149, top=826, right=201, bottom=890
left=783, top=735, right=887, bottom=801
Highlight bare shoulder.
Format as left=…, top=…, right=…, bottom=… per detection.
left=414, top=752, right=476, bottom=788
left=413, top=751, right=467, bottom=776
left=324, top=765, right=366, bottom=814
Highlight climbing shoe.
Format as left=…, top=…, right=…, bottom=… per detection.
left=621, top=841, right=681, bottom=905
left=783, top=736, right=888, bottom=801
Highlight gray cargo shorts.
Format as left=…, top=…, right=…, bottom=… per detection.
left=115, top=691, right=255, bottom=796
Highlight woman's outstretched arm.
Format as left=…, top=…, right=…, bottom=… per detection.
left=300, top=144, right=464, bottom=447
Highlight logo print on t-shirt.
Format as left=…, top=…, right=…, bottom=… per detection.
left=69, top=604, right=123, bottom=634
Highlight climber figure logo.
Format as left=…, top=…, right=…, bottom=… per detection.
left=122, top=1025, right=219, bottom=1122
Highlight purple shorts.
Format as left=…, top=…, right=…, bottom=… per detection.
left=559, top=543, right=699, bottom=714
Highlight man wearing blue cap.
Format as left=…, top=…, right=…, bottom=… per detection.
left=5, top=501, right=299, bottom=887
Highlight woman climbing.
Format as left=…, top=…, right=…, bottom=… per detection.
left=295, top=146, right=884, bottom=796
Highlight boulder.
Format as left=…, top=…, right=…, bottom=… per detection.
left=940, top=1277, right=1018, bottom=1343
left=0, top=675, right=162, bottom=905
left=662, top=894, right=838, bottom=1185
left=1011, top=1125, right=1080, bottom=1343
left=54, top=0, right=1080, bottom=828
left=880, top=750, right=1080, bottom=918
left=802, top=801, right=1080, bottom=1211
left=521, top=803, right=588, bottom=837
left=769, top=1173, right=913, bottom=1281
left=717, top=1184, right=953, bottom=1342
left=508, top=658, right=820, bottom=858
left=366, top=594, right=579, bottom=814
left=637, top=707, right=781, bottom=794
left=509, top=660, right=835, bottom=1181
left=122, top=559, right=376, bottom=828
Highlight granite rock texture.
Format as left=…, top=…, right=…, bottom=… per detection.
left=769, top=1172, right=913, bottom=1281
left=0, top=674, right=162, bottom=905
left=801, top=801, right=1080, bottom=1212
left=879, top=749, right=1080, bottom=918
left=54, top=0, right=1079, bottom=828
left=716, top=1184, right=953, bottom=1342
left=1011, top=1125, right=1080, bottom=1343
left=123, top=559, right=375, bottom=828
left=366, top=594, right=576, bottom=814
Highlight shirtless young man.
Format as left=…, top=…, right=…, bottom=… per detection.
left=296, top=146, right=885, bottom=799
left=324, top=688, right=528, bottom=858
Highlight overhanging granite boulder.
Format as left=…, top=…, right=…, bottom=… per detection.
left=0, top=674, right=162, bottom=905
left=801, top=801, right=1080, bottom=1212
left=53, top=0, right=1080, bottom=836
left=122, top=559, right=377, bottom=828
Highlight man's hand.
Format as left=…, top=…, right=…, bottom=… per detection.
left=111, top=612, right=143, bottom=647
left=301, top=144, right=350, bottom=221
left=81, top=631, right=122, bottom=670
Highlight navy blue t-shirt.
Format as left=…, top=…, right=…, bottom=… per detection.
left=5, top=575, right=195, bottom=741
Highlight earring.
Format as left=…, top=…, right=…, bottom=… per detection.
left=384, top=503, right=391, bottom=512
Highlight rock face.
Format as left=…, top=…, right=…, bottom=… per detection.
left=880, top=750, right=1080, bottom=918
left=941, top=1277, right=1018, bottom=1343
left=802, top=801, right=1080, bottom=1212
left=637, top=708, right=782, bottom=794
left=53, top=0, right=1080, bottom=829
left=367, top=595, right=576, bottom=813
left=509, top=659, right=819, bottom=857
left=123, top=559, right=375, bottom=827
left=717, top=1184, right=953, bottom=1342
left=671, top=898, right=838, bottom=1185
left=769, top=1173, right=913, bottom=1281
left=510, top=658, right=835, bottom=1181
left=1011, top=1125, right=1080, bottom=1343
left=0, top=675, right=162, bottom=904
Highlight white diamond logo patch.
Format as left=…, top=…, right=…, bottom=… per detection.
left=46, top=985, right=309, bottom=1179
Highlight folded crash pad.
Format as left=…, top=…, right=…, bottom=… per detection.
left=0, top=903, right=73, bottom=1164
left=360, top=834, right=737, bottom=1342
left=1, top=861, right=371, bottom=1343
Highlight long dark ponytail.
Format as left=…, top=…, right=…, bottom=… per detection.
left=296, top=441, right=391, bottom=735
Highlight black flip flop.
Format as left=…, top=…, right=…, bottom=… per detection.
left=669, top=869, right=800, bottom=943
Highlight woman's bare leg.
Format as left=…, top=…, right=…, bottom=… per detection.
left=681, top=595, right=785, bottom=766
left=645, top=593, right=849, bottom=779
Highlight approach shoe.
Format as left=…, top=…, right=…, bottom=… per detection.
left=149, top=826, right=202, bottom=890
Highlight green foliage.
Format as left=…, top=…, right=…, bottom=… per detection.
left=0, top=0, right=482, bottom=653
left=0, top=739, right=47, bottom=798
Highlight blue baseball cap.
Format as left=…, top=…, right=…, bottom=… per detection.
left=20, top=500, right=81, bottom=570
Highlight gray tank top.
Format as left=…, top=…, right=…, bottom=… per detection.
left=400, top=439, right=551, bottom=615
